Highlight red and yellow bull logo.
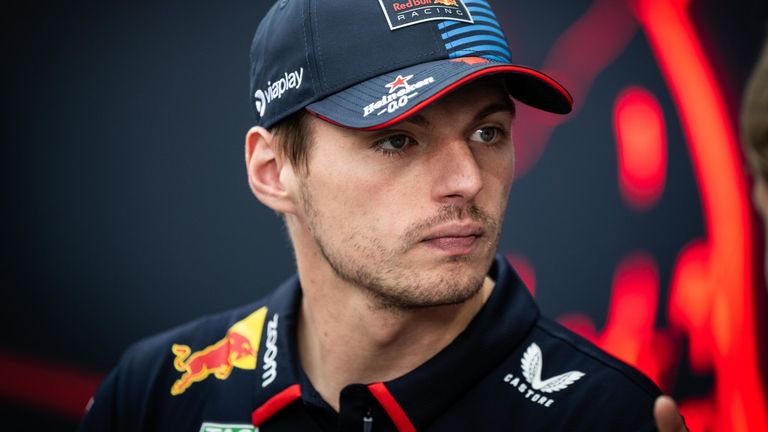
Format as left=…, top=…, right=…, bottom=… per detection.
left=170, top=306, right=268, bottom=396
left=434, top=0, right=459, bottom=6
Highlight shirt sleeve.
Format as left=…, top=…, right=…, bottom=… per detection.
left=78, top=367, right=119, bottom=432
left=77, top=337, right=169, bottom=432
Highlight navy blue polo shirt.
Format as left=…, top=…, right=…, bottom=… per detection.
left=79, top=255, right=661, bottom=431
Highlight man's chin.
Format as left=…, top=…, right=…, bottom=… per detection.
left=367, top=275, right=486, bottom=311
left=365, top=259, right=491, bottom=310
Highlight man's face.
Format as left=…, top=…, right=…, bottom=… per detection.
left=290, top=78, right=516, bottom=309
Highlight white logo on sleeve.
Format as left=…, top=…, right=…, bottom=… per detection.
left=502, top=342, right=585, bottom=408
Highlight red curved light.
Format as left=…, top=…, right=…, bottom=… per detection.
left=633, top=0, right=766, bottom=429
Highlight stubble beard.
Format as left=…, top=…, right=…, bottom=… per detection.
left=298, top=179, right=503, bottom=311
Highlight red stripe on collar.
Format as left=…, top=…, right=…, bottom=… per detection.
left=368, top=382, right=417, bottom=432
left=251, top=384, right=301, bottom=427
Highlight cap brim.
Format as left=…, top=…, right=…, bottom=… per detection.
left=305, top=57, right=572, bottom=131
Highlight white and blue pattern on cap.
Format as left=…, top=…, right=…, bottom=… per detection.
left=438, top=0, right=512, bottom=63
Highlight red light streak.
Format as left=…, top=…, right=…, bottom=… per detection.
left=0, top=351, right=103, bottom=419
left=613, top=87, right=668, bottom=210
left=599, top=253, right=665, bottom=385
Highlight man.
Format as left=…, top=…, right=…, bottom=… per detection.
left=80, top=0, right=669, bottom=430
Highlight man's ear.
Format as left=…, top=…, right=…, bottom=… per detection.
left=245, top=126, right=298, bottom=214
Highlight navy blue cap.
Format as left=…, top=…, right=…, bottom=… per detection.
left=249, top=0, right=573, bottom=130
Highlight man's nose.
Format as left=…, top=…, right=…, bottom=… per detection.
left=429, top=138, right=484, bottom=204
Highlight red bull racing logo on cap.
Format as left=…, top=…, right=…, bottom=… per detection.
left=170, top=306, right=268, bottom=396
left=378, top=0, right=473, bottom=31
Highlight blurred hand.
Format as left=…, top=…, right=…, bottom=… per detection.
left=654, top=395, right=688, bottom=432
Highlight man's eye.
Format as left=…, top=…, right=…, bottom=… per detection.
left=470, top=127, right=502, bottom=144
left=374, top=134, right=414, bottom=152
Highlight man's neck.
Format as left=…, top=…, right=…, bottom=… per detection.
left=295, top=264, right=494, bottom=412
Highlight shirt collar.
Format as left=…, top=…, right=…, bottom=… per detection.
left=250, top=255, right=540, bottom=429
left=250, top=274, right=303, bottom=423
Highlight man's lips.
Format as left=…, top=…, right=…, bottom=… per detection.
left=421, top=224, right=486, bottom=241
left=420, top=224, right=485, bottom=254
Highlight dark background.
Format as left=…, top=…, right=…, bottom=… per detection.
left=3, top=0, right=768, bottom=429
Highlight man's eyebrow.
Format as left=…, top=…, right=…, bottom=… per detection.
left=404, top=114, right=430, bottom=127
left=473, top=99, right=517, bottom=123
left=401, top=98, right=517, bottom=128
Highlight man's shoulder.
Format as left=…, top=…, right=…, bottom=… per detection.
left=456, top=316, right=661, bottom=430
left=80, top=297, right=275, bottom=431
left=116, top=296, right=275, bottom=398
left=530, top=316, right=661, bottom=398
